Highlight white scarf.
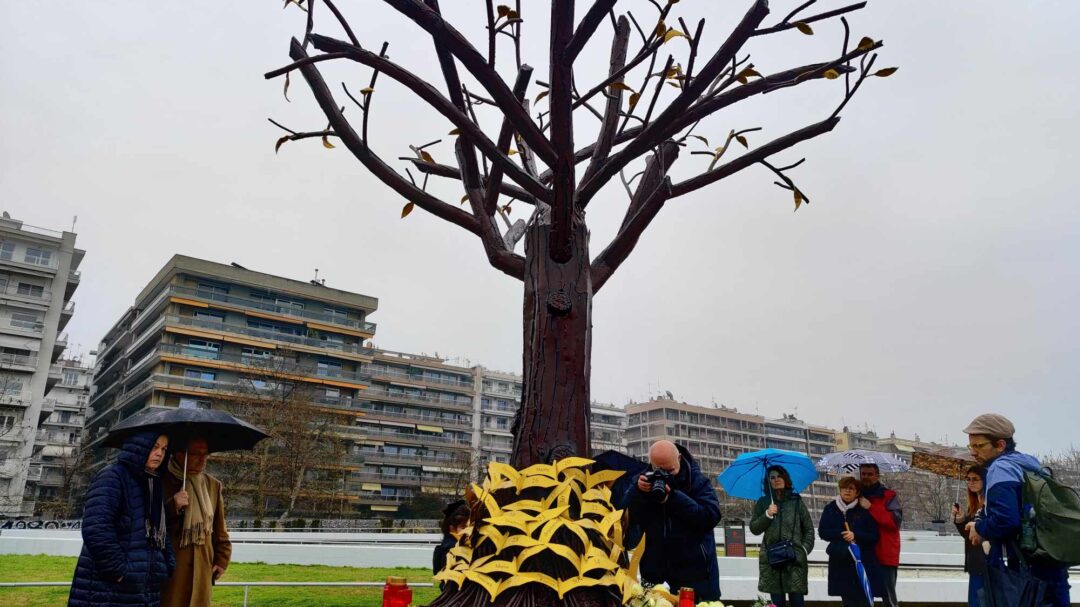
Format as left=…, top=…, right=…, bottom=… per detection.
left=835, top=495, right=859, bottom=515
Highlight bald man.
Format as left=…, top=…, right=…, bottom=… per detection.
left=625, top=440, right=722, bottom=600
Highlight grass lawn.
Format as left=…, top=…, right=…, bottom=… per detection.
left=0, top=555, right=440, bottom=607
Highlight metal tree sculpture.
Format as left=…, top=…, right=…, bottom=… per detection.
left=266, top=0, right=892, bottom=471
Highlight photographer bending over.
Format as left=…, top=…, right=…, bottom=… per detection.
left=625, top=440, right=722, bottom=601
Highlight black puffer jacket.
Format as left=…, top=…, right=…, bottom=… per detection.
left=624, top=444, right=722, bottom=600
left=68, top=431, right=175, bottom=606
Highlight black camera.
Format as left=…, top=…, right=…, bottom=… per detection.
left=644, top=469, right=673, bottom=499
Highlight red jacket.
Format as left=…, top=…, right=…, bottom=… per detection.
left=864, top=486, right=903, bottom=567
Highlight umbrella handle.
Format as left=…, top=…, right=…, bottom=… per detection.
left=182, top=452, right=188, bottom=491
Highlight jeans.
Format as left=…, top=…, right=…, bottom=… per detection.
left=879, top=565, right=899, bottom=607
left=769, top=593, right=805, bottom=607
left=967, top=573, right=984, bottom=607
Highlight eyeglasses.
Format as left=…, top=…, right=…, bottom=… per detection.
left=968, top=441, right=991, bottom=450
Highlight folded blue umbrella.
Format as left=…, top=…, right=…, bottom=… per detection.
left=849, top=543, right=874, bottom=605
left=717, top=448, right=817, bottom=500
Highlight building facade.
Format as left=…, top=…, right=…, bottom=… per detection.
left=835, top=426, right=879, bottom=451
left=28, top=356, right=92, bottom=516
left=0, top=214, right=83, bottom=517
left=590, top=402, right=627, bottom=455
left=763, top=414, right=837, bottom=518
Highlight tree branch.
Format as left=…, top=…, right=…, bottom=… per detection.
left=308, top=34, right=552, bottom=203
left=381, top=0, right=557, bottom=166
left=581, top=16, right=629, bottom=185
left=484, top=66, right=534, bottom=214
left=565, top=0, right=618, bottom=63
left=752, top=2, right=867, bottom=37
left=620, top=140, right=679, bottom=232
left=406, top=159, right=538, bottom=205
left=670, top=116, right=840, bottom=198
left=548, top=0, right=576, bottom=263
left=591, top=177, right=673, bottom=292
left=284, top=38, right=483, bottom=243
left=577, top=0, right=771, bottom=208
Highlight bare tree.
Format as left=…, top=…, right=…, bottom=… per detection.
left=35, top=446, right=94, bottom=519
left=265, top=0, right=893, bottom=470
left=1040, top=447, right=1080, bottom=489
left=210, top=350, right=349, bottom=523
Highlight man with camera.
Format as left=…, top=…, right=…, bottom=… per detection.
left=625, top=440, right=722, bottom=600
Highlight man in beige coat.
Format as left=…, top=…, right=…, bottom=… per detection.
left=161, top=437, right=232, bottom=607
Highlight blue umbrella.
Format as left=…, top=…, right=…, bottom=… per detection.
left=717, top=448, right=817, bottom=500
left=848, top=541, right=874, bottom=604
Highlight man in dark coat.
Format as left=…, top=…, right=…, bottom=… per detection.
left=859, top=463, right=902, bottom=607
left=69, top=431, right=175, bottom=607
left=624, top=440, right=722, bottom=600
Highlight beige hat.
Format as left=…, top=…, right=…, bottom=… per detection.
left=963, top=413, right=1015, bottom=439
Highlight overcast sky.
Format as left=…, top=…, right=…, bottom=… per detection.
left=2, top=1, right=1077, bottom=453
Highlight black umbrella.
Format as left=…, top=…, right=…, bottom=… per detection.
left=591, top=450, right=649, bottom=509
left=105, top=407, right=269, bottom=489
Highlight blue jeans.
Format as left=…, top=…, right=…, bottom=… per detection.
left=967, top=573, right=984, bottom=607
left=770, top=593, right=805, bottom=607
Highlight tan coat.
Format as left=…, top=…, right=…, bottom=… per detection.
left=160, top=471, right=232, bottom=607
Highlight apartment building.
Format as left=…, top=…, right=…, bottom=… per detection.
left=590, top=402, right=627, bottom=454
left=835, top=426, right=880, bottom=451
left=29, top=356, right=92, bottom=515
left=473, top=367, right=521, bottom=468
left=0, top=213, right=82, bottom=517
left=764, top=414, right=837, bottom=517
left=86, top=255, right=378, bottom=513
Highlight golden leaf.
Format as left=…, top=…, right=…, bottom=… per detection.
left=823, top=68, right=841, bottom=80
left=585, top=469, right=624, bottom=489
left=794, top=189, right=804, bottom=212
left=463, top=570, right=501, bottom=602
left=521, top=463, right=557, bottom=479
left=322, top=134, right=335, bottom=149
left=534, top=90, right=549, bottom=103
left=857, top=36, right=875, bottom=51
left=401, top=202, right=415, bottom=218
left=666, top=81, right=680, bottom=88
left=608, top=81, right=633, bottom=92
left=283, top=72, right=291, bottom=102
left=420, top=150, right=435, bottom=164
left=360, top=87, right=374, bottom=95
left=794, top=21, right=814, bottom=35
left=274, top=136, right=289, bottom=154
left=460, top=194, right=469, bottom=205
left=627, top=92, right=641, bottom=110
left=503, top=499, right=544, bottom=513
left=654, top=20, right=666, bottom=37
left=496, top=4, right=511, bottom=18
left=713, top=145, right=725, bottom=156
left=507, top=148, right=518, bottom=155
left=874, top=67, right=899, bottom=77
left=662, top=28, right=686, bottom=43
left=555, top=456, right=595, bottom=473
left=448, top=128, right=461, bottom=135
left=473, top=559, right=519, bottom=575
left=735, top=134, right=749, bottom=148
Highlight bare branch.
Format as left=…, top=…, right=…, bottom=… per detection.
left=322, top=0, right=361, bottom=47
left=309, top=34, right=552, bottom=203
left=581, top=16, right=630, bottom=185
left=405, top=159, right=538, bottom=204
left=363, top=42, right=389, bottom=142
left=284, top=38, right=482, bottom=241
left=485, top=66, right=534, bottom=214
left=548, top=1, right=576, bottom=263
left=565, top=0, right=618, bottom=63
left=670, top=116, right=840, bottom=198
left=577, top=0, right=771, bottom=208
left=382, top=0, right=557, bottom=166
left=620, top=140, right=679, bottom=233
left=752, top=2, right=867, bottom=37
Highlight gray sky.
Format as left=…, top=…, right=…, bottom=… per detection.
left=2, top=1, right=1077, bottom=453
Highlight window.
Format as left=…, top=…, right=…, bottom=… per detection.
left=317, top=360, right=342, bottom=377
left=196, top=283, right=229, bottom=300
left=62, top=371, right=80, bottom=386
left=241, top=347, right=271, bottom=364
left=324, top=387, right=341, bottom=399
left=325, top=307, right=349, bottom=324
left=179, top=397, right=211, bottom=410
left=184, top=339, right=221, bottom=359
left=193, top=310, right=225, bottom=323
left=0, top=243, right=13, bottom=261
left=24, top=247, right=54, bottom=266
left=10, top=312, right=41, bottom=330
left=183, top=368, right=216, bottom=382
left=0, top=414, right=17, bottom=433
left=16, top=283, right=45, bottom=298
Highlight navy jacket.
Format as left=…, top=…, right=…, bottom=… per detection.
left=624, top=445, right=722, bottom=600
left=69, top=431, right=175, bottom=606
left=818, top=500, right=882, bottom=599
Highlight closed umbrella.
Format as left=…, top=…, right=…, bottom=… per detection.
left=718, top=448, right=817, bottom=501
left=846, top=523, right=874, bottom=605
left=816, top=449, right=910, bottom=474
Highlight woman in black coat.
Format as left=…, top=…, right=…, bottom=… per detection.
left=952, top=464, right=987, bottom=607
left=818, top=476, right=881, bottom=607
left=433, top=499, right=470, bottom=589
left=68, top=431, right=175, bottom=607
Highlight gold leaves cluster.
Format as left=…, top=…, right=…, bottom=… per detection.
left=435, top=457, right=645, bottom=603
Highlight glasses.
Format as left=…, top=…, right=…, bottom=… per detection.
left=968, top=441, right=991, bottom=450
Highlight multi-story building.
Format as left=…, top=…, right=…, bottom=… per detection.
left=835, top=426, right=879, bottom=451
left=590, top=402, right=627, bottom=454
left=473, top=367, right=521, bottom=468
left=356, top=350, right=476, bottom=514
left=0, top=213, right=83, bottom=517
left=28, top=356, right=92, bottom=516
left=85, top=255, right=378, bottom=514
left=764, top=414, right=838, bottom=517
left=625, top=398, right=766, bottom=514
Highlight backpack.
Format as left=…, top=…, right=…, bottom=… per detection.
left=1020, top=469, right=1080, bottom=566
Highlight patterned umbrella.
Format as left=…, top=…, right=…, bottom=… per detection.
left=816, top=449, right=910, bottom=474
left=910, top=448, right=976, bottom=480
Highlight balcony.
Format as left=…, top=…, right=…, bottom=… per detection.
left=358, top=451, right=465, bottom=468
left=0, top=352, right=38, bottom=372
left=0, top=282, right=53, bottom=302
left=169, top=286, right=376, bottom=334
left=66, top=271, right=80, bottom=298
left=158, top=343, right=372, bottom=385
left=45, top=364, right=62, bottom=393
left=25, top=466, right=42, bottom=482
left=2, top=317, right=44, bottom=336
left=53, top=333, right=68, bottom=362
left=481, top=384, right=522, bottom=398
left=354, top=402, right=472, bottom=429
left=351, top=493, right=412, bottom=504
left=165, top=315, right=373, bottom=358
left=367, top=365, right=474, bottom=391
left=359, top=386, right=472, bottom=410
left=356, top=426, right=471, bottom=446
left=58, top=301, right=75, bottom=331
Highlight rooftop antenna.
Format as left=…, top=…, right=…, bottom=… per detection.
left=72, top=215, right=78, bottom=233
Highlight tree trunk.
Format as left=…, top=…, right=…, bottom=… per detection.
left=511, top=208, right=592, bottom=467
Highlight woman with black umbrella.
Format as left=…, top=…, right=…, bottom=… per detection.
left=68, top=431, right=175, bottom=607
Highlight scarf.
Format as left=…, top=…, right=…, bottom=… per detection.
left=168, top=457, right=213, bottom=549
left=144, top=470, right=167, bottom=550
left=835, top=495, right=859, bottom=515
